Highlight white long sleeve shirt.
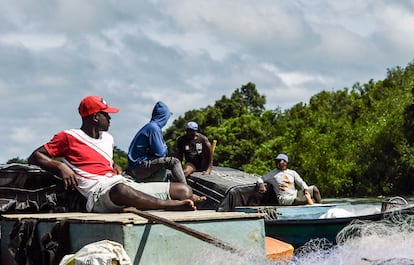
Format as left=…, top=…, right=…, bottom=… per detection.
left=261, top=168, right=309, bottom=204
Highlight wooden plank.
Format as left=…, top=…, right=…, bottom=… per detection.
left=1, top=209, right=266, bottom=224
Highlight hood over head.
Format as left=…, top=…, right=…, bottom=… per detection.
left=151, top=101, right=171, bottom=128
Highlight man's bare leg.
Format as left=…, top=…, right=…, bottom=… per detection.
left=109, top=183, right=196, bottom=211
left=313, top=186, right=322, bottom=203
left=169, top=182, right=206, bottom=202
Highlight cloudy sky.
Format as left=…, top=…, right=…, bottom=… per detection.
left=1, top=0, right=414, bottom=163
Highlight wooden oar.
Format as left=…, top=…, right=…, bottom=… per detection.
left=123, top=207, right=240, bottom=253
left=211, top=139, right=217, bottom=153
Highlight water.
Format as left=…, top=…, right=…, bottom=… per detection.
left=190, top=197, right=414, bottom=265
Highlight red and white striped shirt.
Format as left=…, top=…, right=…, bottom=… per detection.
left=44, top=129, right=123, bottom=210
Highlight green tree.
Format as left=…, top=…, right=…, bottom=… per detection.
left=7, top=157, right=28, bottom=164
left=113, top=146, right=128, bottom=171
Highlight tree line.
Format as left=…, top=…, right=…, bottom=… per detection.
left=164, top=61, right=414, bottom=198
left=8, top=61, right=414, bottom=198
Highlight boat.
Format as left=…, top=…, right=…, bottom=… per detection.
left=1, top=209, right=268, bottom=264
left=187, top=166, right=414, bottom=248
left=0, top=163, right=290, bottom=264
left=251, top=200, right=414, bottom=248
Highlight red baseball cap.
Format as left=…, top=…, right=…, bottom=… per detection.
left=78, top=96, right=119, bottom=117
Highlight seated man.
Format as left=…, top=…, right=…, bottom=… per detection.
left=176, top=121, right=213, bottom=177
left=256, top=153, right=321, bottom=205
left=28, top=96, right=201, bottom=213
left=126, top=101, right=187, bottom=183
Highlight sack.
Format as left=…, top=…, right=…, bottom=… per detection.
left=59, top=240, right=132, bottom=265
left=8, top=219, right=72, bottom=265
left=8, top=218, right=42, bottom=265
left=41, top=221, right=71, bottom=265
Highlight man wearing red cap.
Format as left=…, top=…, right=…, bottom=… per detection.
left=28, top=96, right=200, bottom=212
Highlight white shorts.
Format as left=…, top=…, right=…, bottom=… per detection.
left=91, top=178, right=171, bottom=213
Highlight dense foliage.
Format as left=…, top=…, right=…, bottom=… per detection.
left=164, top=63, right=414, bottom=198
left=8, top=62, right=414, bottom=198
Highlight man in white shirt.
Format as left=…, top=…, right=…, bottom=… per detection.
left=256, top=153, right=321, bottom=205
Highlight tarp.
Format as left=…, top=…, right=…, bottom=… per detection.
left=187, top=167, right=278, bottom=211
left=0, top=163, right=86, bottom=213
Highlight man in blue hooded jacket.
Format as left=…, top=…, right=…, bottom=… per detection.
left=127, top=101, right=187, bottom=183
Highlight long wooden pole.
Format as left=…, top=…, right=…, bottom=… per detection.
left=124, top=207, right=239, bottom=253
left=211, top=139, right=217, bottom=153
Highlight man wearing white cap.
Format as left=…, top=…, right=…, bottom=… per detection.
left=176, top=121, right=213, bottom=177
left=256, top=153, right=321, bottom=205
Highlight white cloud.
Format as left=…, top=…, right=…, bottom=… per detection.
left=1, top=1, right=414, bottom=163
left=373, top=2, right=414, bottom=51
left=0, top=33, right=67, bottom=50
left=261, top=63, right=333, bottom=87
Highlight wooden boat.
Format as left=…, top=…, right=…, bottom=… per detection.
left=187, top=167, right=414, bottom=248
left=1, top=210, right=267, bottom=265
left=0, top=163, right=291, bottom=264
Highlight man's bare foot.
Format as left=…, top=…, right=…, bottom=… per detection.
left=165, top=199, right=197, bottom=211
left=192, top=194, right=207, bottom=203
left=304, top=190, right=314, bottom=205
left=202, top=169, right=212, bottom=175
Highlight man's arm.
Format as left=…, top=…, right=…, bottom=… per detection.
left=202, top=136, right=213, bottom=175
left=292, top=170, right=309, bottom=190
left=257, top=169, right=279, bottom=193
left=256, top=177, right=267, bottom=193
left=28, top=146, right=78, bottom=190
left=290, top=170, right=314, bottom=204
left=176, top=137, right=184, bottom=162
left=148, top=127, right=168, bottom=157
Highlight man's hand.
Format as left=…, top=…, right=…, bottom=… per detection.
left=28, top=146, right=78, bottom=190
left=113, top=163, right=123, bottom=175
left=258, top=183, right=267, bottom=193
left=57, top=163, right=78, bottom=190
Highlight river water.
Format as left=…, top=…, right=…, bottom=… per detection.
left=190, top=197, right=414, bottom=265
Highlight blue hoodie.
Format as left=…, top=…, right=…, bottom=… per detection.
left=127, top=101, right=171, bottom=169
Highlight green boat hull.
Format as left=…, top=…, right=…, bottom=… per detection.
left=264, top=205, right=414, bottom=248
